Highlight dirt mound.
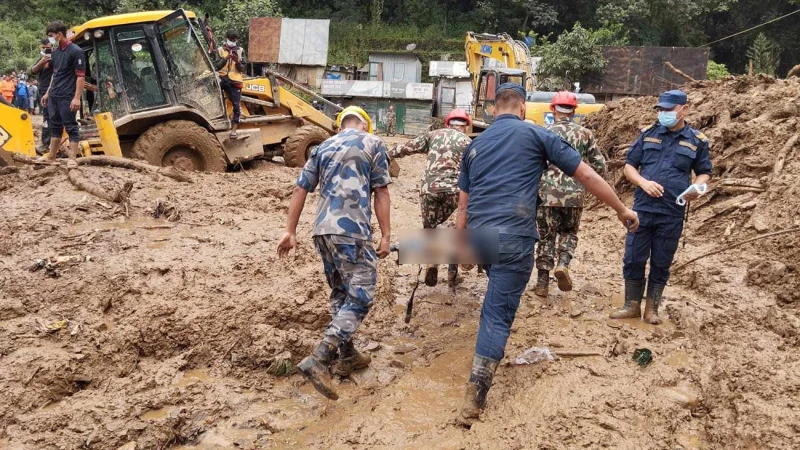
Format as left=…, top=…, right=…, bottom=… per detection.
left=586, top=75, right=800, bottom=305
left=0, top=161, right=400, bottom=448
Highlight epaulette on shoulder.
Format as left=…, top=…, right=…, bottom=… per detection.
left=641, top=124, right=656, bottom=133
left=692, top=129, right=709, bottom=142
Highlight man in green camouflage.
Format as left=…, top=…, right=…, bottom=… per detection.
left=534, top=91, right=606, bottom=296
left=386, top=104, right=396, bottom=136
left=389, top=108, right=472, bottom=287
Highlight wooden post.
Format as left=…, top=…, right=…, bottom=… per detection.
left=749, top=60, right=754, bottom=76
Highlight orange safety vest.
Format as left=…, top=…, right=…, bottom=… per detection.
left=217, top=46, right=244, bottom=83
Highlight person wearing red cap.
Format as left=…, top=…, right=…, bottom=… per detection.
left=388, top=108, right=472, bottom=287
left=533, top=91, right=607, bottom=296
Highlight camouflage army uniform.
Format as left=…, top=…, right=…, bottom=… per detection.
left=297, top=128, right=392, bottom=345
left=386, top=110, right=396, bottom=136
left=389, top=128, right=471, bottom=228
left=536, top=117, right=606, bottom=270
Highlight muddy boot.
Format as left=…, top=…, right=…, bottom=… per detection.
left=334, top=340, right=371, bottom=377
left=458, top=355, right=500, bottom=426
left=609, top=279, right=645, bottom=319
left=297, top=340, right=339, bottom=400
left=643, top=282, right=665, bottom=325
left=424, top=264, right=438, bottom=287
left=447, top=264, right=458, bottom=291
left=533, top=269, right=550, bottom=297
left=553, top=254, right=573, bottom=292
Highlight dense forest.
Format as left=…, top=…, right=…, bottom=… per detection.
left=1, top=0, right=799, bottom=79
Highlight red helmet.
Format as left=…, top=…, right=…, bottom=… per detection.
left=550, top=91, right=578, bottom=112
left=445, top=109, right=471, bottom=127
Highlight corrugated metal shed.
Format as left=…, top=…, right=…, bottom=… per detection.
left=368, top=53, right=422, bottom=83
left=583, top=46, right=709, bottom=96
left=248, top=18, right=329, bottom=66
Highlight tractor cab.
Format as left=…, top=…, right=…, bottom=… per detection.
left=472, top=68, right=527, bottom=132
left=70, top=10, right=229, bottom=153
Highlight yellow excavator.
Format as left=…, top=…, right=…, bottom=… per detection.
left=0, top=10, right=336, bottom=171
left=464, top=32, right=604, bottom=131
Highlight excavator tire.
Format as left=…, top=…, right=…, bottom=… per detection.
left=131, top=120, right=227, bottom=172
left=283, top=125, right=330, bottom=168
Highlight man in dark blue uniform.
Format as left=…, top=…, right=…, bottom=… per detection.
left=456, top=83, right=639, bottom=425
left=610, top=90, right=712, bottom=325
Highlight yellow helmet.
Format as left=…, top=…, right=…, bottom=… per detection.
left=336, top=106, right=374, bottom=134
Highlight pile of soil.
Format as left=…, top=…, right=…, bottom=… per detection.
left=585, top=75, right=800, bottom=305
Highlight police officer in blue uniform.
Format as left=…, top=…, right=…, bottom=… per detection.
left=456, top=83, right=639, bottom=425
left=610, top=90, right=713, bottom=325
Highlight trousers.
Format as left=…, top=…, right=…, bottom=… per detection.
left=314, top=235, right=378, bottom=345
left=48, top=96, right=80, bottom=143
left=622, top=211, right=684, bottom=285
left=220, top=76, right=242, bottom=124
left=475, top=234, right=536, bottom=361
left=420, top=191, right=458, bottom=229
left=535, top=206, right=582, bottom=270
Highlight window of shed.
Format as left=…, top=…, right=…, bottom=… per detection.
left=393, top=63, right=405, bottom=81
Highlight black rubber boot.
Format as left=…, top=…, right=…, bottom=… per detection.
left=298, top=340, right=339, bottom=400
left=334, top=340, right=371, bottom=377
left=609, top=279, right=645, bottom=319
left=424, top=264, right=438, bottom=287
left=643, top=282, right=666, bottom=325
left=458, top=355, right=500, bottom=426
left=533, top=269, right=550, bottom=297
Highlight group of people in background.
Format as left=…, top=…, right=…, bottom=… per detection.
left=1, top=70, right=43, bottom=115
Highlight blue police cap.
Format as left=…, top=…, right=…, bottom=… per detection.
left=655, top=90, right=687, bottom=109
left=496, top=83, right=526, bottom=99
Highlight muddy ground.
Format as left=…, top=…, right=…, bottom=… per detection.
left=2, top=80, right=799, bottom=449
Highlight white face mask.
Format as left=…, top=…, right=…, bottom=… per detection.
left=48, top=36, right=57, bottom=46
left=226, top=39, right=236, bottom=47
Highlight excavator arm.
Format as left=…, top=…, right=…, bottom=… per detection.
left=465, top=32, right=534, bottom=91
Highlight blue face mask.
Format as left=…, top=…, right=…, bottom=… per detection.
left=658, top=110, right=679, bottom=128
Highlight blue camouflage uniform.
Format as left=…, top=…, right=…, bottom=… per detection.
left=458, top=96, right=582, bottom=362
left=297, top=128, right=392, bottom=345
left=623, top=92, right=713, bottom=288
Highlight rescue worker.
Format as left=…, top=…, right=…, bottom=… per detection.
left=216, top=30, right=245, bottom=139
left=610, top=90, right=712, bottom=325
left=533, top=91, right=606, bottom=296
left=456, top=83, right=638, bottom=425
left=277, top=106, right=392, bottom=400
left=1, top=75, right=14, bottom=105
left=32, top=37, right=55, bottom=152
left=386, top=104, right=396, bottom=136
left=388, top=108, right=472, bottom=287
left=41, top=21, right=85, bottom=167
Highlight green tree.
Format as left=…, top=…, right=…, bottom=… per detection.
left=746, top=32, right=780, bottom=76
left=535, top=23, right=607, bottom=86
left=707, top=60, right=730, bottom=80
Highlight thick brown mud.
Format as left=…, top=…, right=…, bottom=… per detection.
left=2, top=79, right=800, bottom=449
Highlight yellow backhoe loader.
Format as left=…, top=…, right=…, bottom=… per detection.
left=0, top=10, right=337, bottom=171
left=464, top=32, right=604, bottom=131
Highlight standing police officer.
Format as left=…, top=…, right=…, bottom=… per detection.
left=456, top=83, right=639, bottom=425
left=610, top=90, right=712, bottom=325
